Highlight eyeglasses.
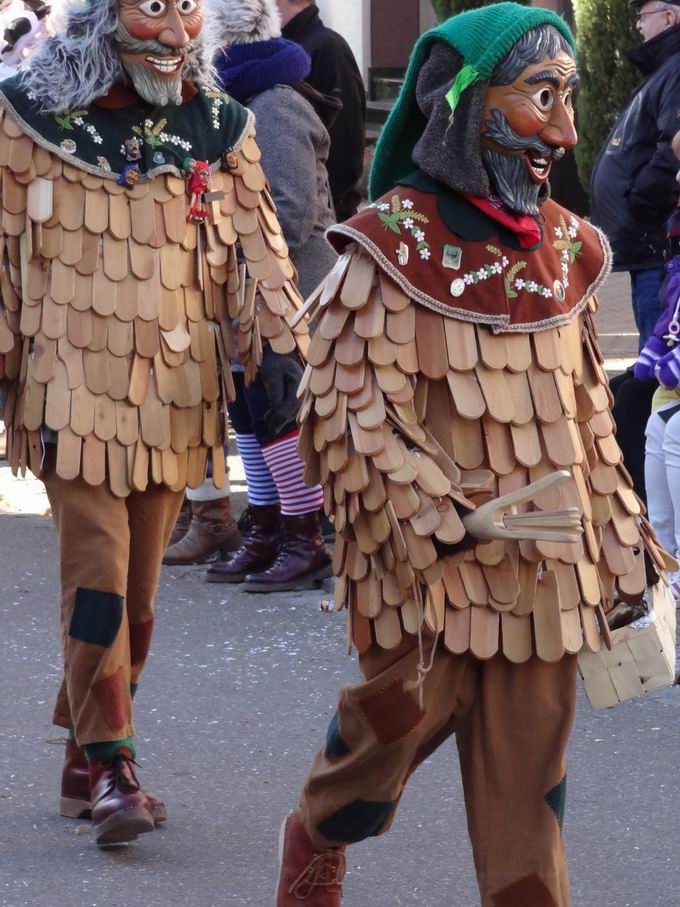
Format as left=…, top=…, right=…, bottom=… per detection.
left=636, top=7, right=670, bottom=18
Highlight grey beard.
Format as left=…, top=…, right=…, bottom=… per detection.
left=481, top=108, right=566, bottom=215
left=481, top=148, right=541, bottom=216
left=116, top=20, right=191, bottom=106
left=121, top=58, right=183, bottom=106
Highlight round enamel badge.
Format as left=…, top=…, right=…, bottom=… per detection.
left=553, top=280, right=566, bottom=302
left=450, top=278, right=465, bottom=298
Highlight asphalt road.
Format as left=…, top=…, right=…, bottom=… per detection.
left=0, top=509, right=679, bottom=907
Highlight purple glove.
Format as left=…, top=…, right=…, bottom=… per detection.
left=634, top=335, right=668, bottom=380
left=656, top=346, right=680, bottom=389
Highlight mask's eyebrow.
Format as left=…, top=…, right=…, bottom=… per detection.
left=566, top=72, right=579, bottom=89
left=524, top=69, right=560, bottom=87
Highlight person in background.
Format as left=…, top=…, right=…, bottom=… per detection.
left=634, top=129, right=680, bottom=594
left=590, top=0, right=680, bottom=504
left=277, top=0, right=366, bottom=221
left=198, top=0, right=336, bottom=591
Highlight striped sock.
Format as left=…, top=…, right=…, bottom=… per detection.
left=235, top=433, right=279, bottom=506
left=261, top=430, right=324, bottom=516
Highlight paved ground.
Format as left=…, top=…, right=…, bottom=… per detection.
left=2, top=273, right=679, bottom=907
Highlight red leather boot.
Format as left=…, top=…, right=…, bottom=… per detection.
left=60, top=736, right=91, bottom=819
left=60, top=738, right=167, bottom=824
left=276, top=810, right=345, bottom=905
left=89, top=747, right=155, bottom=846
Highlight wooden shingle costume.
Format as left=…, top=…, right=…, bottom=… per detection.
left=0, top=0, right=308, bottom=846
left=277, top=6, right=667, bottom=906
left=0, top=82, right=308, bottom=495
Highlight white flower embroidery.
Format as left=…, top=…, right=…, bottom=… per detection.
left=502, top=256, right=510, bottom=267
left=402, top=217, right=414, bottom=230
left=414, top=229, right=425, bottom=242
left=515, top=278, right=526, bottom=289
left=378, top=203, right=390, bottom=211
left=463, top=274, right=474, bottom=285
left=554, top=226, right=563, bottom=238
left=527, top=281, right=538, bottom=292
left=73, top=117, right=83, bottom=126
left=542, top=287, right=552, bottom=298
left=491, top=262, right=502, bottom=274
left=419, top=247, right=431, bottom=260
left=568, top=226, right=577, bottom=239
left=145, top=119, right=153, bottom=128
left=477, top=268, right=488, bottom=280
left=402, top=199, right=414, bottom=209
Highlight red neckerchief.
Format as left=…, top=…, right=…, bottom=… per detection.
left=465, top=194, right=542, bottom=249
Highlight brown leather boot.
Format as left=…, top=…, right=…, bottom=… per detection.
left=205, top=504, right=281, bottom=583
left=89, top=747, right=155, bottom=846
left=163, top=497, right=241, bottom=565
left=276, top=810, right=345, bottom=905
left=60, top=738, right=167, bottom=824
left=243, top=512, right=332, bottom=593
left=60, top=736, right=91, bottom=819
left=167, top=496, right=191, bottom=548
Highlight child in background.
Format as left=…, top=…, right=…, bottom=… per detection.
left=634, top=130, right=680, bottom=593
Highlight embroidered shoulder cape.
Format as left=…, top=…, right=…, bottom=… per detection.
left=329, top=172, right=612, bottom=334
left=0, top=76, right=251, bottom=182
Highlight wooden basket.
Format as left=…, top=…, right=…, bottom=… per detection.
left=578, top=583, right=677, bottom=709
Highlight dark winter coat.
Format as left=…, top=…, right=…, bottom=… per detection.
left=590, top=24, right=680, bottom=271
left=282, top=4, right=366, bottom=221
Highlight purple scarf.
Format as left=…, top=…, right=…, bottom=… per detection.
left=214, top=37, right=311, bottom=104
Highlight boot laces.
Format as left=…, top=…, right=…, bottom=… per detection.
left=109, top=751, right=142, bottom=794
left=289, top=851, right=346, bottom=899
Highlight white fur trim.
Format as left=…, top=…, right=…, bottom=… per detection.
left=206, top=0, right=281, bottom=45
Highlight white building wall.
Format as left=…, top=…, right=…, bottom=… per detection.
left=316, top=0, right=371, bottom=83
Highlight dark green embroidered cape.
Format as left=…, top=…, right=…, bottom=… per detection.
left=0, top=76, right=251, bottom=181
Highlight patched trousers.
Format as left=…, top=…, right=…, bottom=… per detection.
left=299, top=636, right=577, bottom=907
left=43, top=454, right=183, bottom=746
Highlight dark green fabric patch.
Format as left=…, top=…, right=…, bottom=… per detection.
left=545, top=775, right=567, bottom=831
left=69, top=588, right=124, bottom=648
left=325, top=711, right=351, bottom=759
left=317, top=798, right=399, bottom=844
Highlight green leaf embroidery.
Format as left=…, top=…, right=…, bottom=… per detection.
left=504, top=277, right=518, bottom=299
left=379, top=212, right=402, bottom=234
left=568, top=241, right=582, bottom=262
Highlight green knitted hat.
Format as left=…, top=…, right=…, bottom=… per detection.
left=368, top=2, right=575, bottom=201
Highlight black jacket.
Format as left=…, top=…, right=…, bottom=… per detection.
left=283, top=4, right=366, bottom=221
left=590, top=24, right=680, bottom=270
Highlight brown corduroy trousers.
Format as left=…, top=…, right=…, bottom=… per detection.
left=299, top=636, right=577, bottom=907
left=43, top=455, right=183, bottom=746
